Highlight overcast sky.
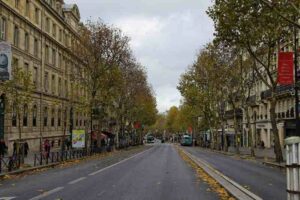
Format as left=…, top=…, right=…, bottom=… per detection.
left=65, top=0, right=214, bottom=112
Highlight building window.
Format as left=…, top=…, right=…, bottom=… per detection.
left=25, top=0, right=30, bottom=17
left=23, top=104, right=28, bottom=127
left=59, top=29, right=62, bottom=42
left=58, top=109, right=61, bottom=127
left=24, top=63, right=29, bottom=75
left=24, top=33, right=29, bottom=52
left=52, top=49, right=56, bottom=65
left=33, top=67, right=38, bottom=86
left=12, top=103, right=17, bottom=127
left=45, top=45, right=49, bottom=63
left=0, top=17, right=7, bottom=40
left=51, top=108, right=55, bottom=127
left=46, top=18, right=50, bottom=32
left=44, top=107, right=48, bottom=127
left=32, top=105, right=37, bottom=127
left=14, top=26, right=19, bottom=47
left=35, top=8, right=40, bottom=24
left=65, top=80, right=68, bottom=97
left=44, top=72, right=49, bottom=92
left=58, top=53, right=61, bottom=68
left=34, top=38, right=39, bottom=56
left=52, top=24, right=56, bottom=37
left=51, top=75, right=55, bottom=94
left=58, top=78, right=62, bottom=96
left=15, top=0, right=19, bottom=9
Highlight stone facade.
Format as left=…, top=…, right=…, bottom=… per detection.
left=0, top=0, right=88, bottom=152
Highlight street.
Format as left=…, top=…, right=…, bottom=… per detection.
left=0, top=144, right=221, bottom=200
left=184, top=147, right=286, bottom=200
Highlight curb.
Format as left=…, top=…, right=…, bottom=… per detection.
left=179, top=147, right=263, bottom=200
left=262, top=161, right=285, bottom=170
left=0, top=163, right=59, bottom=178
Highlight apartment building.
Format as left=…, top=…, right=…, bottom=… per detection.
left=0, top=0, right=88, bottom=152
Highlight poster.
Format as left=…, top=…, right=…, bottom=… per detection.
left=0, top=41, right=12, bottom=81
left=72, top=130, right=85, bottom=148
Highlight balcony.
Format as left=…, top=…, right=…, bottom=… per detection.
left=225, top=108, right=243, bottom=119
left=260, top=90, right=272, bottom=100
left=260, top=84, right=294, bottom=100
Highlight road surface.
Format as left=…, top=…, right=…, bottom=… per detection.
left=184, top=146, right=286, bottom=200
left=0, top=144, right=219, bottom=200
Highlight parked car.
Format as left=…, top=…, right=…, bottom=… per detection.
left=147, top=135, right=155, bottom=143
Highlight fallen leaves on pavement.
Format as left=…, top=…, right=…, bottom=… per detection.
left=178, top=149, right=235, bottom=200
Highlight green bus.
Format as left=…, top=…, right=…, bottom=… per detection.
left=180, top=135, right=193, bottom=146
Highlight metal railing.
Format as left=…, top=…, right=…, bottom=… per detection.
left=0, top=155, right=21, bottom=174
left=33, top=148, right=108, bottom=167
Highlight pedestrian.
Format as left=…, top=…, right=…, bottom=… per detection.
left=13, top=141, right=17, bottom=155
left=24, top=141, right=29, bottom=157
left=44, top=139, right=50, bottom=159
left=0, top=139, right=7, bottom=157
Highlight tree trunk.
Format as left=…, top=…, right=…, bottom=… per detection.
left=232, top=103, right=240, bottom=155
left=245, top=107, right=255, bottom=157
left=270, top=98, right=283, bottom=162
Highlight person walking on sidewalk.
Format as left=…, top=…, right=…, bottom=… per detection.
left=44, top=139, right=51, bottom=159
left=13, top=141, right=17, bottom=155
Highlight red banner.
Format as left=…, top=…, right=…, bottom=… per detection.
left=278, top=52, right=294, bottom=85
left=134, top=121, right=141, bottom=129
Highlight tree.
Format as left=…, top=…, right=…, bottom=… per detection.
left=76, top=19, right=132, bottom=147
left=207, top=0, right=292, bottom=162
left=0, top=65, right=34, bottom=158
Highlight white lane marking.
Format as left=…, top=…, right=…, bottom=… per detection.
left=89, top=147, right=153, bottom=176
left=0, top=197, right=16, bottom=200
left=68, top=177, right=86, bottom=185
left=29, top=187, right=64, bottom=200
left=97, top=191, right=105, bottom=197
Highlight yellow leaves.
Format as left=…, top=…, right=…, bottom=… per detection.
left=178, top=149, right=235, bottom=200
left=244, top=185, right=250, bottom=190
left=3, top=175, right=11, bottom=179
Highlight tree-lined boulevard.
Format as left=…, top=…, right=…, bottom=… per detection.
left=1, top=0, right=300, bottom=199
left=0, top=143, right=285, bottom=200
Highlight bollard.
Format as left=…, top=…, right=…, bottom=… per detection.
left=285, top=136, right=300, bottom=200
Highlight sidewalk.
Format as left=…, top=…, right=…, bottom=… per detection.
left=1, top=148, right=63, bottom=174
left=202, top=146, right=286, bottom=169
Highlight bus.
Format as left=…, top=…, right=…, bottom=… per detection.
left=181, top=135, right=193, bottom=146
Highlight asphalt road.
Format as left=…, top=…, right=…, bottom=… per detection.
left=0, top=144, right=219, bottom=200
left=184, top=146, right=286, bottom=200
